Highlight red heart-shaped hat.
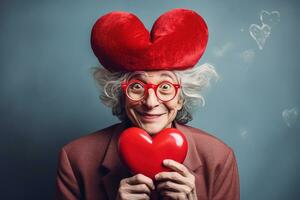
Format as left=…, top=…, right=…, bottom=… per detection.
left=91, top=8, right=208, bottom=71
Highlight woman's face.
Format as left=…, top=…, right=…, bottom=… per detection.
left=124, top=70, right=183, bottom=135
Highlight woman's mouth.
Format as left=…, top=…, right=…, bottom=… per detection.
left=137, top=111, right=165, bottom=121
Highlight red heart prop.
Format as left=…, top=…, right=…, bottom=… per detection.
left=118, top=127, right=188, bottom=179
left=91, top=8, right=208, bottom=71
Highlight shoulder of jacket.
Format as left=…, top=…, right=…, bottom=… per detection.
left=61, top=123, right=121, bottom=159
left=180, top=124, right=234, bottom=160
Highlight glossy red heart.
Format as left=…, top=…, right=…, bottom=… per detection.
left=91, top=8, right=208, bottom=71
left=118, top=127, right=188, bottom=179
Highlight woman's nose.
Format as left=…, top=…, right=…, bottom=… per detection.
left=143, top=88, right=159, bottom=109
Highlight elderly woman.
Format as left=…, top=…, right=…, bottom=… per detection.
left=56, top=9, right=240, bottom=200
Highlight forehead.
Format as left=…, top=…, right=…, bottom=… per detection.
left=127, top=70, right=178, bottom=82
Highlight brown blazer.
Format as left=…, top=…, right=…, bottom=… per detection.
left=56, top=122, right=240, bottom=200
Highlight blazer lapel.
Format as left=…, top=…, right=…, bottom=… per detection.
left=100, top=122, right=132, bottom=200
left=175, top=123, right=203, bottom=172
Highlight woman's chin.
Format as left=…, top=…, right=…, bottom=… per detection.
left=140, top=123, right=166, bottom=136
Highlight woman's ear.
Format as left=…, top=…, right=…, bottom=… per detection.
left=176, top=97, right=184, bottom=111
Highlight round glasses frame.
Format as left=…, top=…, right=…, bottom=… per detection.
left=121, top=79, right=181, bottom=102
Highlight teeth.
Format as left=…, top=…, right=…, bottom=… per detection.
left=142, top=113, right=159, bottom=116
left=137, top=111, right=164, bottom=116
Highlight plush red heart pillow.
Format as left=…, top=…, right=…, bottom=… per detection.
left=118, top=127, right=188, bottom=179
left=91, top=8, right=208, bottom=71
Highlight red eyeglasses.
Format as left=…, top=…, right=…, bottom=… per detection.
left=121, top=79, right=181, bottom=102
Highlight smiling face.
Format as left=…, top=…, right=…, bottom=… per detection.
left=124, top=70, right=183, bottom=135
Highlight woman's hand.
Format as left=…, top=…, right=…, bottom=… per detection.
left=155, top=159, right=197, bottom=200
left=116, top=174, right=155, bottom=200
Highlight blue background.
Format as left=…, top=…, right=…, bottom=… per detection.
left=1, top=0, right=299, bottom=199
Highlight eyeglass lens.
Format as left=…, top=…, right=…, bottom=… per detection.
left=126, top=81, right=176, bottom=101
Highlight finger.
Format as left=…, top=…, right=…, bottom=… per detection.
left=187, top=192, right=194, bottom=200
left=156, top=181, right=192, bottom=194
left=163, top=159, right=189, bottom=176
left=160, top=191, right=187, bottom=200
left=155, top=171, right=195, bottom=189
left=127, top=184, right=151, bottom=195
left=119, top=192, right=150, bottom=200
left=155, top=171, right=185, bottom=184
left=125, top=174, right=155, bottom=190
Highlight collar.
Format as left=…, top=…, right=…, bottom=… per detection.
left=100, top=122, right=130, bottom=200
left=175, top=122, right=203, bottom=171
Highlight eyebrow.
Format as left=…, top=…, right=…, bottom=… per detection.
left=128, top=71, right=178, bottom=82
left=159, top=73, right=177, bottom=81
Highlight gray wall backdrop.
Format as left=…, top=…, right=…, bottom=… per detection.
left=1, top=0, right=299, bottom=199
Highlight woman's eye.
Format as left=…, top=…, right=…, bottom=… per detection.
left=160, top=83, right=172, bottom=90
left=130, top=83, right=143, bottom=90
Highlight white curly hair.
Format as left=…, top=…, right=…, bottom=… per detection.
left=91, top=63, right=219, bottom=124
